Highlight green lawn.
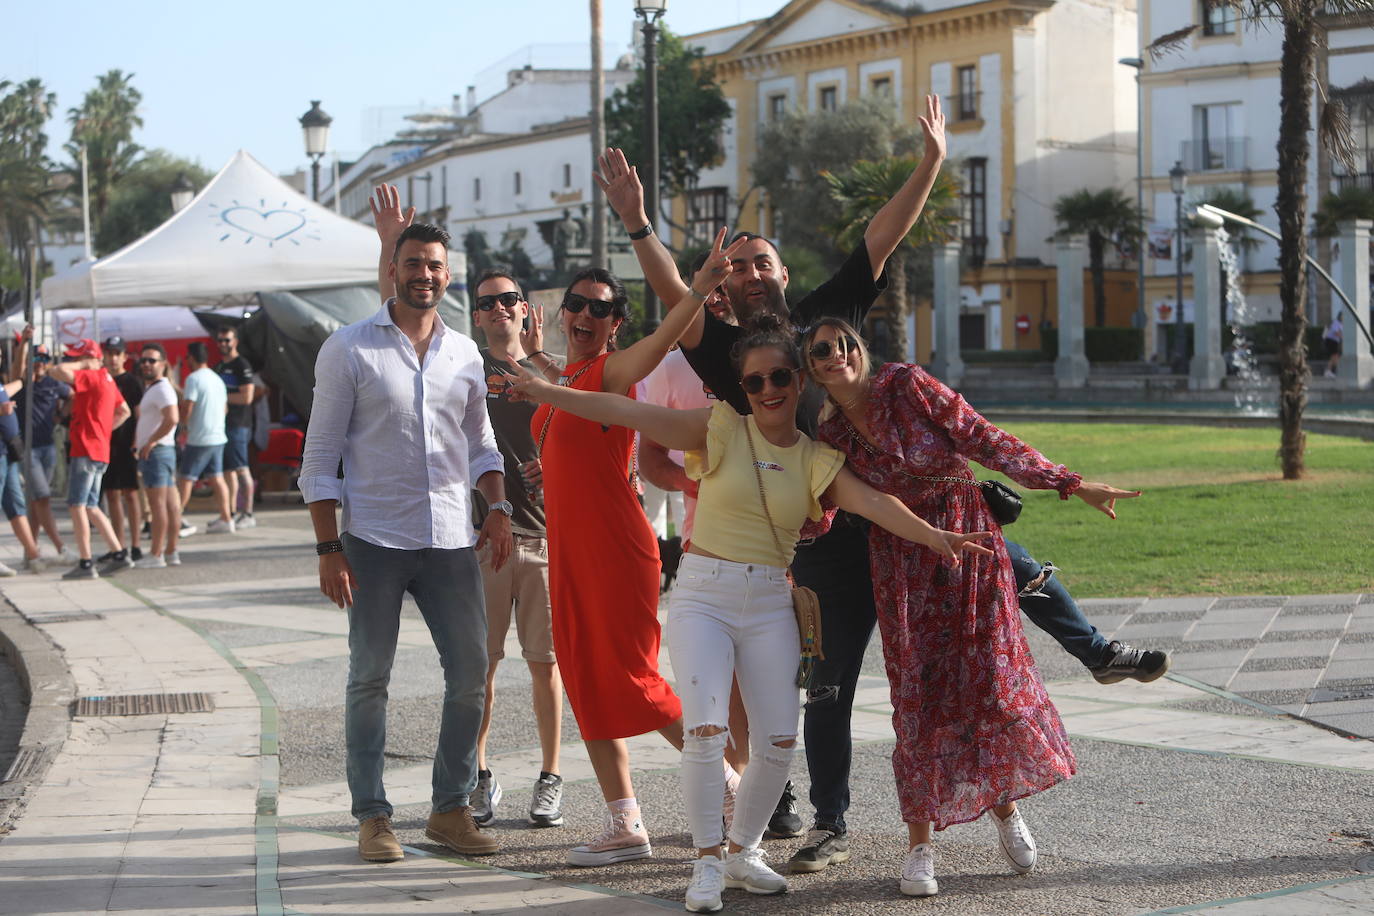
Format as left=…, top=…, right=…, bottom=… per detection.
left=978, top=421, right=1373, bottom=598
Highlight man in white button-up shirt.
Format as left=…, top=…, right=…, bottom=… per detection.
left=301, top=222, right=513, bottom=864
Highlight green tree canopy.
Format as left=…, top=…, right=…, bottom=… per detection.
left=1313, top=186, right=1374, bottom=237
left=0, top=78, right=58, bottom=296
left=754, top=95, right=924, bottom=269
left=94, top=150, right=212, bottom=256
left=605, top=28, right=732, bottom=201
left=1053, top=187, right=1143, bottom=327
left=65, top=69, right=144, bottom=233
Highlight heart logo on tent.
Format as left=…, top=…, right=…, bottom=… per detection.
left=60, top=316, right=87, bottom=342
left=219, top=207, right=307, bottom=241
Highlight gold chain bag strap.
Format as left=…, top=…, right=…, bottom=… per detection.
left=742, top=418, right=824, bottom=689
left=536, top=360, right=640, bottom=493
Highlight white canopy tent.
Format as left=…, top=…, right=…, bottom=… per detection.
left=40, top=149, right=381, bottom=311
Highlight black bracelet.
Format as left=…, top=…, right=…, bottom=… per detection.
left=316, top=539, right=344, bottom=556
left=628, top=223, right=654, bottom=241
left=529, top=349, right=547, bottom=359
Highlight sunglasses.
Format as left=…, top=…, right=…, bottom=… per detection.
left=138, top=357, right=163, bottom=365
left=740, top=367, right=798, bottom=395
left=808, top=335, right=860, bottom=361
left=215, top=338, right=234, bottom=344
left=561, top=292, right=616, bottom=320
left=475, top=291, right=522, bottom=311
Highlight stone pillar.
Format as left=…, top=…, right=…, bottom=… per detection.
left=1338, top=219, right=1372, bottom=388
left=1054, top=236, right=1089, bottom=387
left=931, top=242, right=964, bottom=387
left=1189, top=225, right=1226, bottom=390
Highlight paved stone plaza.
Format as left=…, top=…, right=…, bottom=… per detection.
left=1, top=507, right=1372, bottom=914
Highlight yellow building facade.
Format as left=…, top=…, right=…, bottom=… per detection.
left=680, top=0, right=1138, bottom=361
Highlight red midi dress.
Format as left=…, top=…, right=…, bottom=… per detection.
left=817, top=363, right=1079, bottom=829
left=532, top=352, right=681, bottom=740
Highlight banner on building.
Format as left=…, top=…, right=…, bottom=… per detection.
left=1148, top=226, right=1174, bottom=261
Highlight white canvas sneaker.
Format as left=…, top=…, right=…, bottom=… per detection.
left=993, top=808, right=1037, bottom=874
left=900, top=842, right=938, bottom=896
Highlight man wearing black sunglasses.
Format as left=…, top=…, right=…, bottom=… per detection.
left=596, top=95, right=951, bottom=865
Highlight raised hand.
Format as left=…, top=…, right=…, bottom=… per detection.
left=507, top=363, right=557, bottom=404
left=368, top=184, right=415, bottom=248
left=519, top=302, right=544, bottom=356
left=1075, top=482, right=1142, bottom=520
left=593, top=148, right=648, bottom=225
left=690, top=226, right=744, bottom=297
left=917, top=94, right=947, bottom=163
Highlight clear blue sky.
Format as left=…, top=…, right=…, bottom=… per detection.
left=4, top=1, right=784, bottom=177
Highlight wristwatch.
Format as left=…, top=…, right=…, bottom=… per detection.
left=489, top=500, right=515, bottom=517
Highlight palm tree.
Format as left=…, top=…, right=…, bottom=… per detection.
left=64, top=69, right=144, bottom=236
left=1312, top=186, right=1374, bottom=237
left=1151, top=0, right=1364, bottom=479
left=824, top=157, right=961, bottom=361
left=0, top=78, right=58, bottom=289
left=1052, top=188, right=1144, bottom=328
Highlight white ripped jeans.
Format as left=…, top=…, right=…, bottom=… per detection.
left=666, top=553, right=800, bottom=850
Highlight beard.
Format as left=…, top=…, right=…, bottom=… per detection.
left=396, top=282, right=443, bottom=311
left=729, top=276, right=789, bottom=326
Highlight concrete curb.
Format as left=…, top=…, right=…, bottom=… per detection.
left=0, top=598, right=74, bottom=834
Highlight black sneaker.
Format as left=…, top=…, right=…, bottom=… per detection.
left=130, top=546, right=143, bottom=562
left=765, top=780, right=802, bottom=839
left=96, top=550, right=117, bottom=563
left=1089, top=640, right=1171, bottom=684
left=787, top=825, right=850, bottom=874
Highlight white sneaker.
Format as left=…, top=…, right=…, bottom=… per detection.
left=472, top=771, right=502, bottom=825
left=234, top=512, right=257, bottom=529
left=165, top=550, right=182, bottom=566
left=993, top=808, right=1037, bottom=874
left=179, top=520, right=197, bottom=537
left=57, top=546, right=75, bottom=561
left=207, top=517, right=236, bottom=534
left=900, top=842, right=938, bottom=896
left=140, top=554, right=167, bottom=569
left=0, top=561, right=16, bottom=577
left=685, top=855, right=726, bottom=912
left=723, top=846, right=787, bottom=895
left=23, top=556, right=45, bottom=574
left=567, top=808, right=652, bottom=866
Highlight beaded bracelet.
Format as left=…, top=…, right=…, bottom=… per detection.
left=316, top=540, right=345, bottom=556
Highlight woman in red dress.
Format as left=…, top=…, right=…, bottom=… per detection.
left=532, top=245, right=746, bottom=867
left=801, top=317, right=1140, bottom=898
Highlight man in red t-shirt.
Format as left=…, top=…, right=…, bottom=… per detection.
left=47, top=339, right=132, bottom=579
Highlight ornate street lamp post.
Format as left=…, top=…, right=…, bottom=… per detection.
left=1118, top=57, right=1146, bottom=338
left=1170, top=160, right=1189, bottom=372
left=634, top=0, right=667, bottom=328
left=299, top=100, right=333, bottom=202
left=170, top=173, right=195, bottom=212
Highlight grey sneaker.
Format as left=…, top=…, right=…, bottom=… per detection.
left=472, top=771, right=502, bottom=825
left=234, top=512, right=257, bottom=529
left=23, top=556, right=46, bottom=574
left=529, top=772, right=564, bottom=827
left=140, top=554, right=167, bottom=569
left=166, top=550, right=182, bottom=566
left=62, top=561, right=99, bottom=580
left=787, top=826, right=849, bottom=873
left=99, top=551, right=135, bottom=574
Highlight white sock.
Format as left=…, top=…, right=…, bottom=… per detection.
left=608, top=796, right=639, bottom=814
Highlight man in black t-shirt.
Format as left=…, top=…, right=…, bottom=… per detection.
left=100, top=337, right=143, bottom=563
left=595, top=100, right=949, bottom=862
left=214, top=326, right=257, bottom=528
left=466, top=268, right=566, bottom=831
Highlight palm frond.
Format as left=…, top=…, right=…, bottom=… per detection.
left=1318, top=93, right=1360, bottom=176
left=1146, top=25, right=1199, bottom=60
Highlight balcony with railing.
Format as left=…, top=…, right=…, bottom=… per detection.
left=947, top=91, right=982, bottom=123
left=1334, top=172, right=1374, bottom=192
left=1181, top=137, right=1249, bottom=172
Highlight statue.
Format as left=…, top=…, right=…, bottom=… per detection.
left=552, top=209, right=581, bottom=274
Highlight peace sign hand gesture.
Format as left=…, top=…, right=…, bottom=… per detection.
left=689, top=226, right=745, bottom=299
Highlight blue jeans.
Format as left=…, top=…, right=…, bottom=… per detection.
left=138, top=445, right=177, bottom=489
left=342, top=532, right=489, bottom=822
left=222, top=425, right=251, bottom=472
left=0, top=453, right=26, bottom=520
left=66, top=456, right=107, bottom=508
left=25, top=444, right=57, bottom=500
left=180, top=443, right=222, bottom=480
left=1005, top=540, right=1111, bottom=667
left=793, top=521, right=876, bottom=833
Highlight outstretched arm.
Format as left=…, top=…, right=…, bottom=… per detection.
left=370, top=184, right=415, bottom=303
left=825, top=466, right=993, bottom=565
left=603, top=226, right=743, bottom=395
left=863, top=94, right=948, bottom=281
left=510, top=368, right=711, bottom=453
left=594, top=148, right=704, bottom=349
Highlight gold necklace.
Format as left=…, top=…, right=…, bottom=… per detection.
left=837, top=383, right=870, bottom=414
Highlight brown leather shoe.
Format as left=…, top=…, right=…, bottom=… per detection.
left=425, top=805, right=500, bottom=856
left=358, top=815, right=403, bottom=862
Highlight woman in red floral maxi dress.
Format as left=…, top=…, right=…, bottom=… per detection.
left=802, top=318, right=1140, bottom=897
